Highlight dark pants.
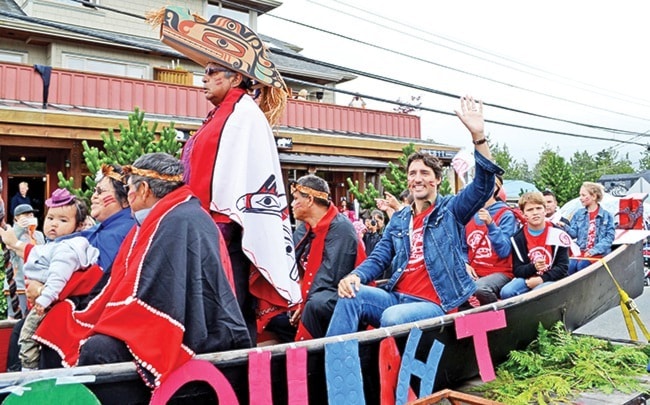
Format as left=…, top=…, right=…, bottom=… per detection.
left=265, top=313, right=297, bottom=343
left=6, top=318, right=22, bottom=371
left=78, top=334, right=133, bottom=365
left=38, top=334, right=132, bottom=370
left=220, top=223, right=257, bottom=344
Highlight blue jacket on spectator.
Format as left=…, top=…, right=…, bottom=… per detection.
left=565, top=205, right=615, bottom=256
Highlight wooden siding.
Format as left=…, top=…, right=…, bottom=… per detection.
left=0, top=62, right=421, bottom=139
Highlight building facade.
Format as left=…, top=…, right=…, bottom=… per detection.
left=0, top=0, right=460, bottom=220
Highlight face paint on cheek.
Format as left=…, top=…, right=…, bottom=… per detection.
left=407, top=179, right=415, bottom=188
left=428, top=181, right=437, bottom=187
left=101, top=195, right=117, bottom=206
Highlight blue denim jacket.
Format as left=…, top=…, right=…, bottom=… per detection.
left=351, top=151, right=504, bottom=311
left=565, top=205, right=615, bottom=256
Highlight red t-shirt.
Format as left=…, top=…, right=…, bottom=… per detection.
left=585, top=209, right=598, bottom=253
left=523, top=225, right=553, bottom=276
left=394, top=205, right=440, bottom=304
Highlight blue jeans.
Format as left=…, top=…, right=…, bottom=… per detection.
left=568, top=258, right=592, bottom=275
left=500, top=278, right=554, bottom=299
left=325, top=285, right=446, bottom=337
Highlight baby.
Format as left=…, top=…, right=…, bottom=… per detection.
left=0, top=188, right=99, bottom=370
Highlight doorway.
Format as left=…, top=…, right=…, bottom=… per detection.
left=6, top=160, right=48, bottom=228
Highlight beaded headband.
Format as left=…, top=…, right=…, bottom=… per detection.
left=122, top=165, right=183, bottom=183
left=290, top=182, right=329, bottom=200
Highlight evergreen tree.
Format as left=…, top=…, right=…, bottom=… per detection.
left=569, top=151, right=599, bottom=183
left=491, top=141, right=531, bottom=181
left=57, top=108, right=182, bottom=203
left=594, top=149, right=634, bottom=175
left=347, top=143, right=415, bottom=210
left=438, top=170, right=453, bottom=195
left=640, top=147, right=650, bottom=170
left=379, top=143, right=416, bottom=196
left=533, top=148, right=578, bottom=206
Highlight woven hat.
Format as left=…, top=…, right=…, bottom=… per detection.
left=146, top=6, right=288, bottom=126
left=45, top=188, right=75, bottom=208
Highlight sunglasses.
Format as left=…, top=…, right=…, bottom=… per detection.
left=204, top=66, right=230, bottom=76
left=93, top=186, right=110, bottom=195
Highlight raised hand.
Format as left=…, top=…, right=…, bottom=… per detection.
left=454, top=95, right=485, bottom=138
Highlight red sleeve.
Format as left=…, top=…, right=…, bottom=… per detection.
left=23, top=243, right=34, bottom=261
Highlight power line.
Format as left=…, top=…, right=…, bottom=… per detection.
left=289, top=77, right=648, bottom=147
left=255, top=3, right=650, bottom=124
left=316, top=0, right=650, bottom=108
left=3, top=6, right=648, bottom=147
left=68, top=0, right=145, bottom=20
left=272, top=48, right=647, bottom=138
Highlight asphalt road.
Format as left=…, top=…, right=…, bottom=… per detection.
left=574, top=284, right=650, bottom=343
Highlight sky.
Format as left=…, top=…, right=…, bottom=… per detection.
left=258, top=0, right=650, bottom=169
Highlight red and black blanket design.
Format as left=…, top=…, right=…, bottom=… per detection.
left=34, top=186, right=251, bottom=387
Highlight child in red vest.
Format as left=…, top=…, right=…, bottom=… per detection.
left=500, top=192, right=570, bottom=299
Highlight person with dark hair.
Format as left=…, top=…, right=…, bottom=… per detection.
left=327, top=96, right=503, bottom=336
left=267, top=174, right=365, bottom=342
left=0, top=189, right=100, bottom=370
left=4, top=165, right=137, bottom=372
left=339, top=198, right=357, bottom=221
left=32, top=153, right=251, bottom=387
left=464, top=175, right=517, bottom=305
left=542, top=189, right=568, bottom=226
left=148, top=6, right=300, bottom=343
left=80, top=164, right=135, bottom=274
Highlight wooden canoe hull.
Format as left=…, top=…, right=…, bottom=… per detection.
left=0, top=241, right=643, bottom=404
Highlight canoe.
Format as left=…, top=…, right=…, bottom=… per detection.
left=0, top=239, right=644, bottom=404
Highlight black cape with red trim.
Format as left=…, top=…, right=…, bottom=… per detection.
left=293, top=206, right=365, bottom=340
left=35, top=186, right=252, bottom=387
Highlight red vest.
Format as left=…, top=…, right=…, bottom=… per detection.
left=465, top=207, right=513, bottom=277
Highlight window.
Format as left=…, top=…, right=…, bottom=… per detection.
left=206, top=1, right=251, bottom=26
left=63, top=54, right=147, bottom=79
left=0, top=50, right=26, bottom=64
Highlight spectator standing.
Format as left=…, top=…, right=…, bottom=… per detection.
left=295, top=89, right=309, bottom=100
left=349, top=96, right=367, bottom=108
left=10, top=182, right=31, bottom=221
left=149, top=6, right=300, bottom=343
left=362, top=217, right=382, bottom=256
left=339, top=198, right=357, bottom=222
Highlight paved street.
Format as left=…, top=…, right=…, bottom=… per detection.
left=575, top=285, right=650, bottom=343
